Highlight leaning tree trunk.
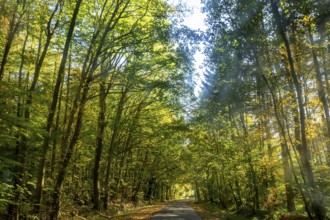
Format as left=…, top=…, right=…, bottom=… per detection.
left=34, top=0, right=82, bottom=215
left=50, top=76, right=91, bottom=220
left=308, top=32, right=330, bottom=164
left=17, top=22, right=29, bottom=118
left=104, top=87, right=128, bottom=209
left=50, top=1, right=127, bottom=213
left=251, top=44, right=297, bottom=212
left=8, top=2, right=61, bottom=218
left=0, top=2, right=26, bottom=81
left=113, top=100, right=142, bottom=197
left=270, top=0, right=327, bottom=218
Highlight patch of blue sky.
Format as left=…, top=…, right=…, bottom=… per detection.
left=168, top=0, right=207, bottom=96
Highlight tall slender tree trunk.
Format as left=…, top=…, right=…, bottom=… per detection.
left=17, top=22, right=29, bottom=118
left=252, top=47, right=296, bottom=212
left=0, top=2, right=26, bottom=81
left=8, top=3, right=62, bottom=217
left=9, top=29, right=30, bottom=218
left=104, top=87, right=128, bottom=209
left=34, top=0, right=82, bottom=215
left=50, top=10, right=121, bottom=216
left=281, top=144, right=296, bottom=212
left=270, top=1, right=327, bottom=218
left=308, top=32, right=330, bottom=163
left=49, top=0, right=126, bottom=213
left=325, top=37, right=330, bottom=101
left=131, top=150, right=149, bottom=202
left=50, top=76, right=91, bottom=220
left=50, top=87, right=62, bottom=179
left=113, top=101, right=142, bottom=198
left=93, top=81, right=107, bottom=211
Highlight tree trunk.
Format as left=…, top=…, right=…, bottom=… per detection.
left=93, top=81, right=106, bottom=211
left=17, top=22, right=29, bottom=118
left=104, top=87, right=128, bottom=209
left=9, top=2, right=61, bottom=217
left=49, top=0, right=130, bottom=213
left=50, top=88, right=62, bottom=179
left=50, top=77, right=90, bottom=220
left=281, top=144, right=296, bottom=212
left=0, top=2, right=26, bottom=81
left=131, top=150, right=149, bottom=202
left=113, top=101, right=142, bottom=198
left=34, top=0, right=82, bottom=215
left=308, top=32, right=330, bottom=163
left=270, top=1, right=327, bottom=218
left=251, top=46, right=296, bottom=212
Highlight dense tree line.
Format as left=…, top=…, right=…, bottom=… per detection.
left=187, top=0, right=330, bottom=219
left=0, top=0, right=193, bottom=219
left=2, top=0, right=330, bottom=219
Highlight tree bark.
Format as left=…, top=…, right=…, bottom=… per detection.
left=50, top=76, right=90, bottom=220
left=104, top=87, right=128, bottom=209
left=17, top=22, right=29, bottom=118
left=308, top=32, right=330, bottom=163
left=251, top=44, right=296, bottom=212
left=281, top=144, right=296, bottom=212
left=93, top=81, right=107, bottom=211
left=8, top=2, right=61, bottom=218
left=34, top=0, right=82, bottom=215
left=270, top=0, right=327, bottom=218
left=113, top=100, right=142, bottom=198
left=0, top=2, right=26, bottom=81
left=49, top=0, right=129, bottom=214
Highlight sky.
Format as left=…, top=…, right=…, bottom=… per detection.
left=168, top=0, right=207, bottom=96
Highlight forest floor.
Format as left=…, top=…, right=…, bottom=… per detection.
left=109, top=203, right=166, bottom=220
left=58, top=200, right=310, bottom=220
left=60, top=202, right=166, bottom=220
left=191, top=202, right=254, bottom=220
left=190, top=202, right=310, bottom=220
left=62, top=199, right=203, bottom=219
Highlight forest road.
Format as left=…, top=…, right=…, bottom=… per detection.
left=150, top=199, right=203, bottom=220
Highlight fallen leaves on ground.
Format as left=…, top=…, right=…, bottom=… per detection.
left=110, top=204, right=166, bottom=220
left=190, top=202, right=223, bottom=220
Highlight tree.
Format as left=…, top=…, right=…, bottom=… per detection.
left=34, top=0, right=82, bottom=216
left=0, top=0, right=192, bottom=218
left=195, top=0, right=330, bottom=218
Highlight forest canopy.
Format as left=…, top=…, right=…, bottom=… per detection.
left=0, top=0, right=329, bottom=219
